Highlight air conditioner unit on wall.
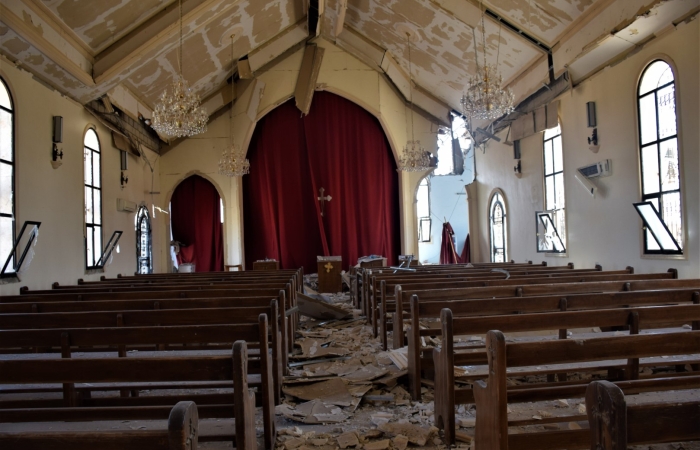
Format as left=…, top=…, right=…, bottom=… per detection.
left=117, top=198, right=137, bottom=213
left=575, top=159, right=612, bottom=198
left=578, top=159, right=612, bottom=178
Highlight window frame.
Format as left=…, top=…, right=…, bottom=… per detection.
left=488, top=190, right=508, bottom=263
left=636, top=58, right=683, bottom=256
left=0, top=76, right=16, bottom=274
left=416, top=177, right=431, bottom=242
left=136, top=205, right=153, bottom=274
left=84, top=127, right=103, bottom=270
left=540, top=123, right=567, bottom=255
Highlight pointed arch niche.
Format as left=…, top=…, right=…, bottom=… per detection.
left=170, top=174, right=224, bottom=272
left=242, top=91, right=401, bottom=274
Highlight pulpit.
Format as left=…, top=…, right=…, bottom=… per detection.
left=358, top=256, right=387, bottom=269
left=317, top=256, right=342, bottom=293
left=253, top=260, right=279, bottom=271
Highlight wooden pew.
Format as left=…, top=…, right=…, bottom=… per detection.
left=360, top=261, right=559, bottom=314
left=586, top=380, right=700, bottom=450
left=7, top=287, right=295, bottom=372
left=110, top=267, right=303, bottom=292
left=358, top=261, right=551, bottom=311
left=0, top=340, right=260, bottom=449
left=375, top=268, right=643, bottom=345
left=0, top=401, right=201, bottom=450
left=434, top=327, right=700, bottom=448
left=406, top=289, right=700, bottom=399
left=0, top=302, right=283, bottom=406
left=391, top=274, right=696, bottom=349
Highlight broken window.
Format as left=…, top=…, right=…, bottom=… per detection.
left=633, top=202, right=681, bottom=253
left=542, top=123, right=566, bottom=252
left=84, top=128, right=103, bottom=269
left=536, top=211, right=566, bottom=253
left=637, top=60, right=682, bottom=255
left=416, top=178, right=431, bottom=242
left=433, top=113, right=470, bottom=176
left=0, top=77, right=14, bottom=273
left=489, top=191, right=507, bottom=263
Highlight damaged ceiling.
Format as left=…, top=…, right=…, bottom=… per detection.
left=0, top=0, right=697, bottom=150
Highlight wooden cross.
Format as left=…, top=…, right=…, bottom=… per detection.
left=318, top=187, right=332, bottom=217
left=324, top=262, right=334, bottom=273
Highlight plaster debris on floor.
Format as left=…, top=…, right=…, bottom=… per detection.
left=272, top=276, right=700, bottom=450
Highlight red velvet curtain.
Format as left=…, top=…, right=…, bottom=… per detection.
left=243, top=92, right=400, bottom=274
left=171, top=175, right=224, bottom=272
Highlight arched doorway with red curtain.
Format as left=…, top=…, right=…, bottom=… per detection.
left=243, top=91, right=401, bottom=274
left=170, top=174, right=224, bottom=272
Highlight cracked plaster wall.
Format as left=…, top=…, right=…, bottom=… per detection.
left=473, top=19, right=699, bottom=277
left=0, top=59, right=162, bottom=293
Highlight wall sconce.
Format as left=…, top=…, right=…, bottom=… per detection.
left=120, top=172, right=129, bottom=188
left=586, top=102, right=597, bottom=127
left=514, top=159, right=522, bottom=178
left=51, top=116, right=63, bottom=169
left=588, top=128, right=599, bottom=153
left=586, top=102, right=600, bottom=153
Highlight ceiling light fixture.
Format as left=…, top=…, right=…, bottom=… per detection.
left=397, top=27, right=431, bottom=173
left=460, top=3, right=515, bottom=121
left=218, top=34, right=250, bottom=178
left=151, top=0, right=208, bottom=138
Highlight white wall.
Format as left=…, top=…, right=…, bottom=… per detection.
left=0, top=59, right=161, bottom=294
left=474, top=20, right=700, bottom=278
left=159, top=38, right=438, bottom=270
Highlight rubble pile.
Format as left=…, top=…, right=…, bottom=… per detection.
left=276, top=280, right=699, bottom=450
left=275, top=285, right=464, bottom=450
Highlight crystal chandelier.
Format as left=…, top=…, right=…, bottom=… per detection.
left=397, top=29, right=431, bottom=172
left=218, top=146, right=250, bottom=177
left=460, top=7, right=514, bottom=121
left=151, top=0, right=208, bottom=138
left=218, top=34, right=250, bottom=177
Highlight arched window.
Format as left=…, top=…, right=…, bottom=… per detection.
left=637, top=60, right=682, bottom=254
left=0, top=78, right=15, bottom=273
left=416, top=177, right=431, bottom=242
left=84, top=128, right=102, bottom=268
left=540, top=123, right=566, bottom=253
left=136, top=205, right=152, bottom=274
left=489, top=191, right=507, bottom=262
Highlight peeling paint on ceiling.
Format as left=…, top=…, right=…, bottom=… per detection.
left=0, top=0, right=694, bottom=127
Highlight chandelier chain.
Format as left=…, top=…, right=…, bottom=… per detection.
left=408, top=33, right=415, bottom=144
left=179, top=0, right=183, bottom=76
left=397, top=28, right=431, bottom=172
left=219, top=33, right=250, bottom=177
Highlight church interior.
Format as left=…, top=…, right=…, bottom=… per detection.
left=0, top=0, right=699, bottom=449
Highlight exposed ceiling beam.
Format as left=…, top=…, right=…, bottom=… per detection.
left=335, top=0, right=348, bottom=37
left=337, top=27, right=451, bottom=127
left=92, top=0, right=227, bottom=84
left=0, top=3, right=94, bottom=86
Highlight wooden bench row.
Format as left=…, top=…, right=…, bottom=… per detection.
left=586, top=380, right=700, bottom=449
left=0, top=339, right=261, bottom=449
left=383, top=271, right=687, bottom=351
left=434, top=316, right=700, bottom=449
left=406, top=288, right=700, bottom=400
left=0, top=401, right=201, bottom=450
